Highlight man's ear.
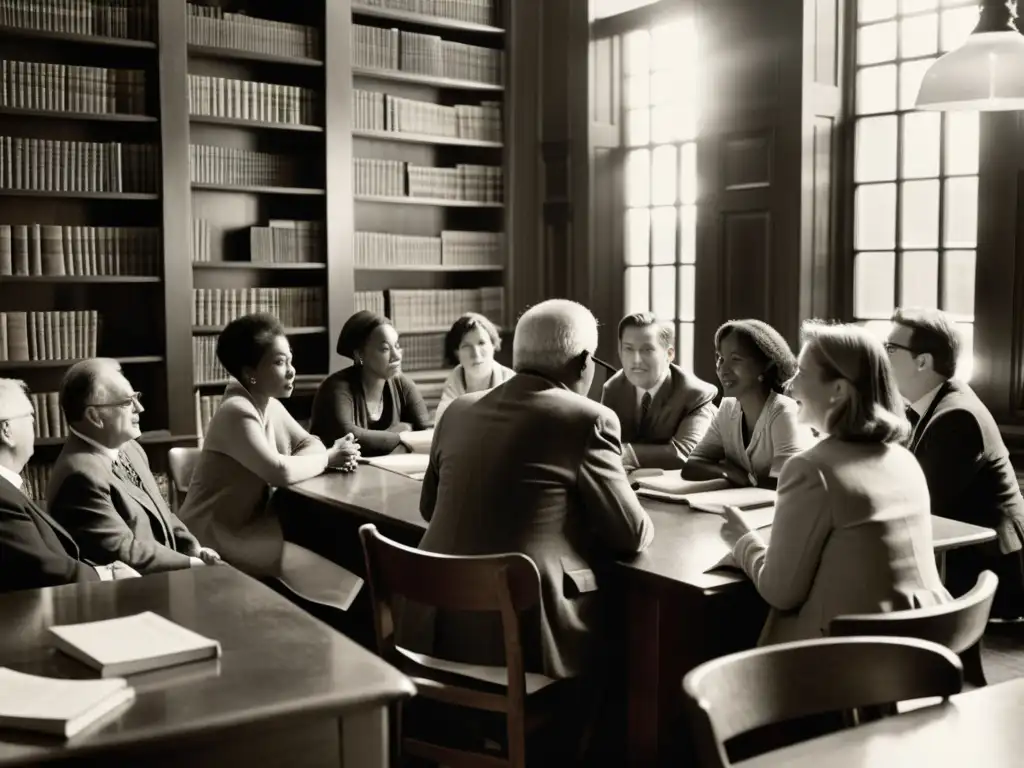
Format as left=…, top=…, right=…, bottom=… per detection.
left=916, top=352, right=934, bottom=373
left=84, top=406, right=104, bottom=429
left=0, top=420, right=12, bottom=448
left=666, top=345, right=676, bottom=363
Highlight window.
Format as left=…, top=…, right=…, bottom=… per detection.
left=852, top=0, right=979, bottom=379
left=622, top=16, right=699, bottom=368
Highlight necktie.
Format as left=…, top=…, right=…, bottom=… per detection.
left=115, top=450, right=144, bottom=490
left=640, top=391, right=653, bottom=435
left=905, top=406, right=920, bottom=429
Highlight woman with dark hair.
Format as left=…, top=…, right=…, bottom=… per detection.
left=178, top=314, right=363, bottom=608
left=683, top=319, right=812, bottom=487
left=720, top=321, right=951, bottom=644
left=309, top=310, right=431, bottom=456
left=434, top=312, right=514, bottom=422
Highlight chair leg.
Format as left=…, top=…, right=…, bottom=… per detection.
left=961, top=641, right=988, bottom=687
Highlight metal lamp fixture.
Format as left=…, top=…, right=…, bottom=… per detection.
left=916, top=0, right=1024, bottom=111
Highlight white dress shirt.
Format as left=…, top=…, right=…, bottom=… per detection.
left=68, top=427, right=120, bottom=460
left=909, top=382, right=945, bottom=420
left=0, top=464, right=23, bottom=490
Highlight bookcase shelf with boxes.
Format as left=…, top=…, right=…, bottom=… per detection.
left=350, top=0, right=508, bottom=413
left=0, top=0, right=180, bottom=500
left=186, top=0, right=328, bottom=438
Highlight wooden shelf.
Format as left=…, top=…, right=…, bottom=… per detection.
left=190, top=115, right=324, bottom=133
left=352, top=66, right=503, bottom=91
left=0, top=26, right=157, bottom=49
left=192, top=326, right=327, bottom=335
left=195, top=372, right=326, bottom=388
left=0, top=355, right=163, bottom=371
left=351, top=4, right=505, bottom=34
left=0, top=189, right=158, bottom=200
left=0, top=275, right=161, bottom=284
left=355, top=194, right=503, bottom=208
left=187, top=44, right=323, bottom=67
left=192, top=262, right=326, bottom=271
left=191, top=183, right=325, bottom=195
left=35, top=431, right=199, bottom=447
left=0, top=107, right=157, bottom=123
left=355, top=264, right=503, bottom=272
left=353, top=129, right=501, bottom=148
left=397, top=326, right=505, bottom=335
left=405, top=368, right=451, bottom=380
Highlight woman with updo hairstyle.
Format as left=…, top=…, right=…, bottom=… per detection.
left=309, top=310, right=431, bottom=456
left=178, top=313, right=363, bottom=609
left=434, top=312, right=515, bottom=423
left=719, top=321, right=951, bottom=645
left=683, top=318, right=813, bottom=487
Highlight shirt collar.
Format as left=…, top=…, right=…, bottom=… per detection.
left=69, top=427, right=120, bottom=461
left=910, top=382, right=945, bottom=419
left=635, top=369, right=670, bottom=406
left=0, top=464, right=23, bottom=490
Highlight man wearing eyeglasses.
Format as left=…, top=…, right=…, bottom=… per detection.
left=0, top=378, right=141, bottom=590
left=886, top=307, right=1024, bottom=621
left=46, top=359, right=219, bottom=574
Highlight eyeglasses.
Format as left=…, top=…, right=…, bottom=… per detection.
left=87, top=391, right=143, bottom=410
left=591, top=355, right=618, bottom=374
left=883, top=342, right=916, bottom=355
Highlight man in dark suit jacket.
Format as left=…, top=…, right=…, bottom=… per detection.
left=407, top=299, right=654, bottom=681
left=601, top=312, right=718, bottom=470
left=0, top=378, right=139, bottom=591
left=46, top=359, right=219, bottom=575
left=888, top=308, right=1024, bottom=618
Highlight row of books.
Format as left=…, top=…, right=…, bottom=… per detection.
left=0, top=61, right=147, bottom=115
left=353, top=89, right=501, bottom=142
left=187, top=74, right=318, bottom=126
left=190, top=219, right=323, bottom=264
left=28, top=391, right=67, bottom=440
left=188, top=144, right=302, bottom=189
left=0, top=310, right=99, bottom=362
left=186, top=3, right=320, bottom=59
left=353, top=25, right=503, bottom=85
left=0, top=224, right=160, bottom=277
left=195, top=393, right=222, bottom=438
left=192, top=336, right=228, bottom=383
left=0, top=138, right=158, bottom=193
left=357, top=287, right=504, bottom=332
left=191, top=287, right=324, bottom=328
left=354, top=229, right=502, bottom=267
left=396, top=331, right=445, bottom=371
left=0, top=0, right=155, bottom=41
left=21, top=463, right=170, bottom=504
left=354, top=157, right=502, bottom=201
left=354, top=0, right=498, bottom=27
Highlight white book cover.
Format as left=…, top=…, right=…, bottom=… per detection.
left=0, top=668, right=135, bottom=738
left=48, top=611, right=221, bottom=678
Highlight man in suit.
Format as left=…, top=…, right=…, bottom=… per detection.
left=601, top=312, right=718, bottom=470
left=410, top=299, right=654, bottom=681
left=887, top=307, right=1024, bottom=619
left=0, top=378, right=140, bottom=591
left=47, top=359, right=219, bottom=574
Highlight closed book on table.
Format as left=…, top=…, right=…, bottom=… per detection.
left=0, top=667, right=135, bottom=738
left=47, top=611, right=221, bottom=678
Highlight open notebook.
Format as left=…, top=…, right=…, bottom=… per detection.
left=0, top=668, right=135, bottom=738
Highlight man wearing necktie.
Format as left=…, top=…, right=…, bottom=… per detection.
left=46, top=359, right=219, bottom=574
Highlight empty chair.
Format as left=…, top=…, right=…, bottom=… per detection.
left=682, top=636, right=963, bottom=768
left=167, top=447, right=202, bottom=513
left=829, top=570, right=998, bottom=687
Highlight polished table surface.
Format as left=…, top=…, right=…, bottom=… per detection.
left=0, top=565, right=414, bottom=766
left=737, top=678, right=1024, bottom=767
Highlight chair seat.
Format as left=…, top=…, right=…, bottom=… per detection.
left=396, top=646, right=559, bottom=695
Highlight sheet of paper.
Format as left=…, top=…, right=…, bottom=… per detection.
left=635, top=474, right=731, bottom=495
left=363, top=452, right=431, bottom=478
left=685, top=487, right=777, bottom=513
left=399, top=429, right=434, bottom=454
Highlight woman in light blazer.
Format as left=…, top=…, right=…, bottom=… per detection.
left=721, top=321, right=952, bottom=645
left=434, top=312, right=514, bottom=423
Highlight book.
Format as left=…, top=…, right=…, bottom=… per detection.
left=0, top=668, right=135, bottom=738
left=684, top=487, right=777, bottom=514
left=47, top=611, right=222, bottom=678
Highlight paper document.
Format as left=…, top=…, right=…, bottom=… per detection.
left=399, top=428, right=434, bottom=454
left=684, top=487, right=777, bottom=514
left=363, top=452, right=430, bottom=478
left=635, top=474, right=731, bottom=496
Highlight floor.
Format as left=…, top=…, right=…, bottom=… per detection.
left=981, top=622, right=1024, bottom=684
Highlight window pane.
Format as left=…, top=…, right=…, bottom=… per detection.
left=944, top=176, right=978, bottom=247
left=856, top=116, right=898, bottom=182
left=650, top=70, right=679, bottom=104
left=857, top=65, right=897, bottom=114
left=678, top=265, right=696, bottom=321
left=677, top=322, right=695, bottom=371
left=680, top=205, right=697, bottom=263
left=901, top=250, right=939, bottom=308
left=902, top=0, right=937, bottom=11
left=624, top=30, right=651, bottom=76
left=652, top=145, right=677, bottom=205
left=955, top=322, right=974, bottom=381
left=651, top=207, right=676, bottom=264
left=626, top=149, right=650, bottom=207
left=945, top=111, right=979, bottom=175
left=625, top=208, right=650, bottom=265
left=858, top=22, right=897, bottom=64
left=855, top=183, right=897, bottom=250
left=900, top=58, right=935, bottom=109
left=624, top=267, right=650, bottom=314
left=943, top=250, right=976, bottom=320
left=940, top=7, right=977, bottom=53
left=651, top=265, right=676, bottom=319
left=626, top=108, right=650, bottom=147
left=854, top=251, right=896, bottom=318
left=651, top=105, right=684, bottom=143
left=679, top=142, right=697, bottom=204
left=901, top=179, right=940, bottom=248
left=860, top=0, right=896, bottom=22
left=902, top=112, right=940, bottom=178
left=651, top=20, right=689, bottom=71
left=900, top=14, right=938, bottom=58
left=625, top=75, right=650, bottom=109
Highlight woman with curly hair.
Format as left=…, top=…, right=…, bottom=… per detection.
left=682, top=319, right=813, bottom=487
left=434, top=312, right=514, bottom=423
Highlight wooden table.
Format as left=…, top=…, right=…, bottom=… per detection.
left=282, top=466, right=998, bottom=767
left=0, top=566, right=415, bottom=768
left=737, top=678, right=1024, bottom=767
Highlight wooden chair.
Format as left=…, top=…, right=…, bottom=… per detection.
left=358, top=523, right=582, bottom=768
left=682, top=636, right=964, bottom=768
left=829, top=570, right=998, bottom=687
left=167, top=446, right=202, bottom=512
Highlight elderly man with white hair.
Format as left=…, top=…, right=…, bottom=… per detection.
left=405, top=299, right=653, bottom=688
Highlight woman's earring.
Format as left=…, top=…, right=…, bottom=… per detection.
left=757, top=374, right=764, bottom=382
left=249, top=377, right=256, bottom=385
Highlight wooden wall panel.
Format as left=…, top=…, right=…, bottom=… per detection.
left=722, top=211, right=772, bottom=320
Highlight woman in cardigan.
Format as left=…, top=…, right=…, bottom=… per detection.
left=309, top=310, right=431, bottom=456
left=683, top=319, right=813, bottom=487
left=434, top=312, right=514, bottom=423
left=179, top=314, right=363, bottom=609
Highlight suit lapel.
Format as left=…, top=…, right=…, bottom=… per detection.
left=111, top=452, right=172, bottom=544
left=910, top=381, right=953, bottom=452
left=0, top=476, right=81, bottom=558
left=619, top=379, right=640, bottom=439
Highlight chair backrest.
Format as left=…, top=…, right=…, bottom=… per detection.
left=167, top=447, right=202, bottom=511
left=682, top=636, right=963, bottom=767
left=828, top=571, right=998, bottom=653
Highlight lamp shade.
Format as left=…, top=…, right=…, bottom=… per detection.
left=916, top=30, right=1024, bottom=111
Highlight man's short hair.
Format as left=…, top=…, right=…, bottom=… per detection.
left=0, top=379, right=29, bottom=421
left=890, top=307, right=961, bottom=379
left=60, top=358, right=122, bottom=423
left=512, top=299, right=599, bottom=374
left=617, top=312, right=674, bottom=349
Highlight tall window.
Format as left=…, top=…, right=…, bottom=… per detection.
left=622, top=16, right=699, bottom=368
left=852, top=0, right=979, bottom=378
